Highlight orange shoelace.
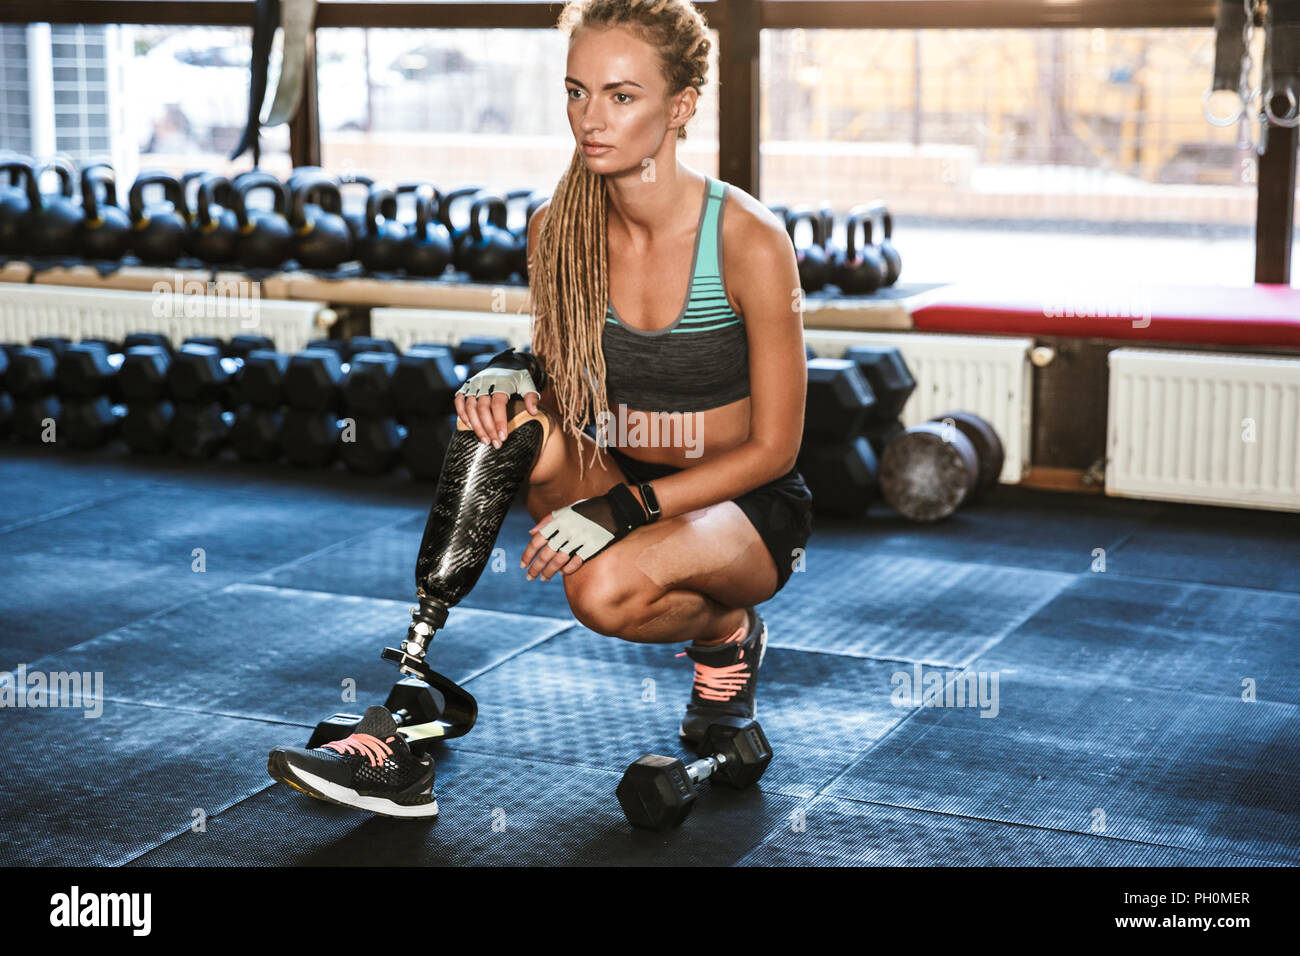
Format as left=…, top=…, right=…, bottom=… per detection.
left=686, top=651, right=752, bottom=702
left=321, top=732, right=394, bottom=767
left=677, top=618, right=752, bottom=702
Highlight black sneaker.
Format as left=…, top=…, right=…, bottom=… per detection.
left=678, top=607, right=768, bottom=747
left=267, top=706, right=438, bottom=820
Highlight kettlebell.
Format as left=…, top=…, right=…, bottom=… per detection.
left=440, top=185, right=485, bottom=269
left=339, top=173, right=394, bottom=244
left=287, top=165, right=327, bottom=198
left=128, top=171, right=190, bottom=265
left=817, top=203, right=846, bottom=286
left=230, top=171, right=294, bottom=269
left=459, top=194, right=516, bottom=283
left=79, top=162, right=133, bottom=260
left=357, top=186, right=408, bottom=273
left=23, top=157, right=84, bottom=256
left=0, top=159, right=34, bottom=255
left=189, top=174, right=241, bottom=265
left=785, top=205, right=829, bottom=293
left=867, top=201, right=902, bottom=286
left=289, top=173, right=353, bottom=270
left=504, top=188, right=538, bottom=280
left=834, top=205, right=886, bottom=296
left=398, top=183, right=453, bottom=278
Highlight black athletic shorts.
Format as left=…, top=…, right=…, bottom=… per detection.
left=604, top=444, right=814, bottom=593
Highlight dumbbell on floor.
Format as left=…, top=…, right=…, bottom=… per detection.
left=232, top=350, right=289, bottom=462
left=877, top=411, right=1004, bottom=522
left=56, top=342, right=127, bottom=448
left=7, top=346, right=60, bottom=444
left=0, top=348, right=12, bottom=439
left=280, top=346, right=404, bottom=472
left=119, top=346, right=173, bottom=454
left=166, top=342, right=239, bottom=459
left=798, top=358, right=879, bottom=516
left=616, top=717, right=773, bottom=831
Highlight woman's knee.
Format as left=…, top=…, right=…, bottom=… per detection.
left=563, top=560, right=648, bottom=636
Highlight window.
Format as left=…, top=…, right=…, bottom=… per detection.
left=762, top=28, right=1257, bottom=287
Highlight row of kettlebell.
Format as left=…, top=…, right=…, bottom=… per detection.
left=775, top=201, right=903, bottom=296
left=0, top=156, right=548, bottom=282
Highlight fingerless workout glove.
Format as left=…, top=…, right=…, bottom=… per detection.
left=540, top=483, right=650, bottom=562
left=457, top=347, right=548, bottom=400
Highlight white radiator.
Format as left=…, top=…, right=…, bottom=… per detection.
left=371, top=307, right=532, bottom=353
left=805, top=329, right=1032, bottom=484
left=0, top=283, right=329, bottom=353
left=1107, top=348, right=1300, bottom=511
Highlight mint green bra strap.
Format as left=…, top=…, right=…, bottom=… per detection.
left=692, top=177, right=728, bottom=285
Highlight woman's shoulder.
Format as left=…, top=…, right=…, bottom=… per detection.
left=717, top=178, right=789, bottom=250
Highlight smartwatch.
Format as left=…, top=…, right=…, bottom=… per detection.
left=637, top=481, right=661, bottom=523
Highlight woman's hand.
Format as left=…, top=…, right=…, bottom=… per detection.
left=521, top=518, right=586, bottom=581
left=454, top=347, right=544, bottom=448
left=455, top=387, right=541, bottom=449
left=520, top=484, right=651, bottom=581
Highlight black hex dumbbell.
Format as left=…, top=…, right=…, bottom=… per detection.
left=339, top=351, right=403, bottom=475
left=401, top=411, right=459, bottom=481
left=393, top=344, right=462, bottom=422
left=0, top=347, right=12, bottom=439
left=344, top=336, right=400, bottom=361
left=8, top=346, right=60, bottom=444
left=123, top=331, right=173, bottom=355
left=56, top=342, right=127, bottom=448
left=227, top=333, right=275, bottom=361
left=231, top=350, right=290, bottom=463
left=449, top=335, right=511, bottom=366
left=282, top=347, right=346, bottom=467
left=616, top=717, right=773, bottom=831
left=119, top=346, right=174, bottom=454
left=166, top=343, right=238, bottom=459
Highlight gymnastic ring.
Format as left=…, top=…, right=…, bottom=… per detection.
left=1203, top=87, right=1245, bottom=127
left=1264, top=87, right=1300, bottom=128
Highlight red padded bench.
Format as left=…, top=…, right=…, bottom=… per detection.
left=910, top=282, right=1300, bottom=349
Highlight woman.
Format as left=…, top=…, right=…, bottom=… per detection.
left=495, top=0, right=813, bottom=738
left=268, top=0, right=812, bottom=819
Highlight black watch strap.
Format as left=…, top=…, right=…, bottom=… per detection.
left=605, top=483, right=649, bottom=536
left=637, top=481, right=661, bottom=522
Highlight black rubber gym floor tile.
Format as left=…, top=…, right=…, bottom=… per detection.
left=447, top=629, right=910, bottom=799
left=0, top=449, right=152, bottom=532
left=128, top=746, right=804, bottom=866
left=256, top=504, right=577, bottom=622
left=807, top=486, right=1165, bottom=575
left=0, top=701, right=292, bottom=866
left=737, top=796, right=1270, bottom=867
left=1106, top=502, right=1300, bottom=594
left=29, top=583, right=570, bottom=728
left=823, top=672, right=1300, bottom=865
left=2, top=441, right=435, bottom=506
left=0, top=484, right=414, bottom=670
left=977, top=575, right=1300, bottom=704
left=755, top=552, right=1073, bottom=665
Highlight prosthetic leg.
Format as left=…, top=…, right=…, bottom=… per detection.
left=306, top=398, right=549, bottom=754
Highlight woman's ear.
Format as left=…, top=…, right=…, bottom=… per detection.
left=669, top=86, right=699, bottom=133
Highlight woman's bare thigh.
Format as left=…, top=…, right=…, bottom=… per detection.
left=524, top=420, right=628, bottom=520
left=618, top=500, right=778, bottom=608
left=521, top=415, right=778, bottom=610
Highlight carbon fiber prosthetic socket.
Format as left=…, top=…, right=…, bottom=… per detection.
left=413, top=414, right=546, bottom=617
